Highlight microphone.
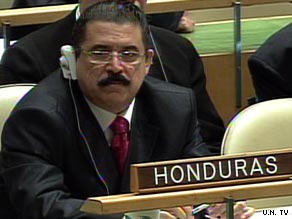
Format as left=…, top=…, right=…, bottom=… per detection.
left=192, top=204, right=211, bottom=216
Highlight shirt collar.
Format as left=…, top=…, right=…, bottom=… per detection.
left=85, top=97, right=135, bottom=131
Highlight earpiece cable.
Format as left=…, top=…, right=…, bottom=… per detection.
left=68, top=78, right=110, bottom=195
left=149, top=30, right=169, bottom=82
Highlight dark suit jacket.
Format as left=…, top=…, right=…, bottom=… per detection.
left=1, top=71, right=209, bottom=219
left=248, top=22, right=292, bottom=101
left=12, top=0, right=76, bottom=8
left=0, top=10, right=225, bottom=150
left=0, top=0, right=77, bottom=39
left=147, top=11, right=183, bottom=32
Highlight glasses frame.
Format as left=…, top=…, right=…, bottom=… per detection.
left=80, top=49, right=147, bottom=65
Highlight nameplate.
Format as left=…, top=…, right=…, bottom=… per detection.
left=131, top=149, right=292, bottom=193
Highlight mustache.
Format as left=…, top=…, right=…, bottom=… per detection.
left=98, top=74, right=130, bottom=86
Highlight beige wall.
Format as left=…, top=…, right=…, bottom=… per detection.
left=201, top=52, right=255, bottom=125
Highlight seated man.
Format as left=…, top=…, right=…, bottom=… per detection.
left=1, top=1, right=253, bottom=218
left=0, top=0, right=225, bottom=151
left=248, top=22, right=292, bottom=102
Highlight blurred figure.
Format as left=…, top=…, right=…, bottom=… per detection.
left=248, top=22, right=292, bottom=102
left=148, top=11, right=195, bottom=33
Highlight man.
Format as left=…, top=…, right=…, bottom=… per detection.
left=0, top=2, right=253, bottom=219
left=0, top=0, right=225, bottom=151
left=248, top=22, right=292, bottom=102
left=1, top=1, right=209, bottom=218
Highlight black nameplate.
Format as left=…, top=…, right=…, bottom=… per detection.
left=131, top=149, right=292, bottom=193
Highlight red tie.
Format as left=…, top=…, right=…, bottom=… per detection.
left=110, top=116, right=130, bottom=174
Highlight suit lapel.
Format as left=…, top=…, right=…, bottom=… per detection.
left=71, top=81, right=161, bottom=193
left=130, top=118, right=159, bottom=164
left=72, top=83, right=120, bottom=194
left=120, top=95, right=160, bottom=192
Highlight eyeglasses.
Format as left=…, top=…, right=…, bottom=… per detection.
left=81, top=49, right=146, bottom=65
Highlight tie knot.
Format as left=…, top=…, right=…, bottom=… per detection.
left=110, top=116, right=129, bottom=134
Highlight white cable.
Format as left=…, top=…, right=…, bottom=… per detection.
left=149, top=30, right=169, bottom=82
left=68, top=79, right=110, bottom=195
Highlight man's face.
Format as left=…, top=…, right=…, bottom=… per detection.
left=80, top=1, right=147, bottom=12
left=76, top=21, right=153, bottom=113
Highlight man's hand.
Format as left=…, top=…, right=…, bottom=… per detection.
left=207, top=202, right=255, bottom=219
left=161, top=206, right=193, bottom=219
left=160, top=202, right=254, bottom=219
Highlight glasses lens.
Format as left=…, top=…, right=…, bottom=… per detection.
left=84, top=50, right=144, bottom=64
left=89, top=51, right=110, bottom=63
left=120, top=51, right=140, bottom=62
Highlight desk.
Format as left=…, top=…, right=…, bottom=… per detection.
left=81, top=180, right=292, bottom=215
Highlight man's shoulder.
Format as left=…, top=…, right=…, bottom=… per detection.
left=143, top=76, right=193, bottom=95
left=149, top=25, right=197, bottom=61
left=10, top=11, right=75, bottom=48
left=149, top=25, right=190, bottom=45
left=0, top=11, right=76, bottom=83
left=253, top=22, right=292, bottom=57
left=15, top=71, right=69, bottom=109
left=249, top=22, right=292, bottom=68
left=138, top=76, right=196, bottom=116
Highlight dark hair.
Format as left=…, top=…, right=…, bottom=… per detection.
left=72, top=0, right=151, bottom=54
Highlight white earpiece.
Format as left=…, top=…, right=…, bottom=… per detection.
left=60, top=45, right=77, bottom=80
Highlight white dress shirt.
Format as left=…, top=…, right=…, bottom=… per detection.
left=85, top=98, right=135, bottom=146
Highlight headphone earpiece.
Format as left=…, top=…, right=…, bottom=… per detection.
left=60, top=45, right=77, bottom=80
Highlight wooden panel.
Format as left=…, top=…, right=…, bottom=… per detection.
left=202, top=51, right=255, bottom=125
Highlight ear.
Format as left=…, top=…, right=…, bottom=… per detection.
left=144, top=49, right=154, bottom=75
